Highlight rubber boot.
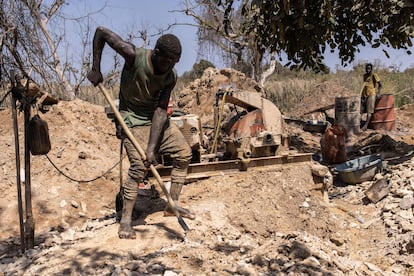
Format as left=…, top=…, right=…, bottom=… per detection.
left=118, top=198, right=136, bottom=239
left=164, top=183, right=196, bottom=220
left=170, top=183, right=183, bottom=201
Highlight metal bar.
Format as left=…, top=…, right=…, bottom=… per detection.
left=151, top=153, right=313, bottom=181
left=23, top=82, right=35, bottom=249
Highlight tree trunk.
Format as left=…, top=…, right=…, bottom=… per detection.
left=259, top=55, right=276, bottom=88
left=36, top=17, right=75, bottom=100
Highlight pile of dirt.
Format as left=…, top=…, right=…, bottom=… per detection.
left=177, top=67, right=263, bottom=127
left=1, top=70, right=414, bottom=275
left=0, top=98, right=120, bottom=239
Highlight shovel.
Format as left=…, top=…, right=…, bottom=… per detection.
left=97, top=83, right=190, bottom=232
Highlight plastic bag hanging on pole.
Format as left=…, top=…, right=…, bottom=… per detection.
left=29, top=115, right=51, bottom=155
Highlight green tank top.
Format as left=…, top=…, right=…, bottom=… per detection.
left=119, top=48, right=176, bottom=127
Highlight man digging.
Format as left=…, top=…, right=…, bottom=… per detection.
left=88, top=26, right=196, bottom=239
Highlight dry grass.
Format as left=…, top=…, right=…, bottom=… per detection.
left=75, top=85, right=119, bottom=106
left=1, top=68, right=413, bottom=111
left=265, top=68, right=414, bottom=111
left=264, top=79, right=317, bottom=113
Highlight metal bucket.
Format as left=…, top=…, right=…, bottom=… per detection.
left=335, top=96, right=360, bottom=135
left=302, top=120, right=329, bottom=133
left=335, top=154, right=382, bottom=184
left=369, top=94, right=395, bottom=131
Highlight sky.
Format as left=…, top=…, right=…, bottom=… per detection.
left=62, top=0, right=199, bottom=76
left=61, top=0, right=414, bottom=76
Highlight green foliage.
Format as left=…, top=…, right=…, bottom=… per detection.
left=219, top=0, right=414, bottom=72
left=181, top=59, right=215, bottom=80
left=192, top=59, right=216, bottom=78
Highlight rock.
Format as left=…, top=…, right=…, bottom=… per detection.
left=236, top=263, right=256, bottom=275
left=163, top=270, right=178, bottom=276
left=148, top=263, right=164, bottom=274
left=124, top=261, right=145, bottom=272
left=81, top=201, right=88, bottom=213
left=301, top=201, right=310, bottom=208
left=399, top=220, right=414, bottom=232
left=400, top=170, right=414, bottom=179
left=398, top=210, right=413, bottom=220
left=289, top=241, right=311, bottom=260
left=78, top=151, right=87, bottom=159
left=364, top=262, right=383, bottom=273
left=251, top=254, right=267, bottom=266
left=365, top=179, right=390, bottom=203
left=60, top=228, right=76, bottom=241
left=383, top=203, right=399, bottom=212
left=395, top=189, right=413, bottom=197
left=70, top=200, right=79, bottom=208
left=330, top=233, right=345, bottom=246
left=399, top=196, right=414, bottom=210
left=59, top=200, right=67, bottom=208
left=311, top=163, right=330, bottom=177
left=24, top=249, right=38, bottom=259
left=302, top=256, right=321, bottom=266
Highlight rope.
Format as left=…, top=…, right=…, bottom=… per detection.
left=45, top=154, right=126, bottom=183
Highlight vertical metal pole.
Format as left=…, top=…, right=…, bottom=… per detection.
left=23, top=84, right=35, bottom=249
left=11, top=75, right=26, bottom=252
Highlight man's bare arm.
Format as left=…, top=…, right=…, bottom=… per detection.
left=145, top=80, right=176, bottom=166
left=88, top=26, right=136, bottom=85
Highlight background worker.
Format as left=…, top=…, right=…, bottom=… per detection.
left=361, top=63, right=382, bottom=131
left=87, top=26, right=195, bottom=239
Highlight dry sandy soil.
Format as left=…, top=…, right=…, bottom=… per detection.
left=1, top=69, right=414, bottom=275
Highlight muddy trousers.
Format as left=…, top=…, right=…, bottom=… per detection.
left=122, top=121, right=192, bottom=202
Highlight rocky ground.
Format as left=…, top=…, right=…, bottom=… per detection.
left=0, top=69, right=413, bottom=275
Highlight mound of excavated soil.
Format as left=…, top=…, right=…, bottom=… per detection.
left=0, top=98, right=120, bottom=239
left=177, top=67, right=263, bottom=128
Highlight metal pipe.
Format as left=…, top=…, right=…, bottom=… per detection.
left=23, top=81, right=34, bottom=249
left=11, top=80, right=25, bottom=253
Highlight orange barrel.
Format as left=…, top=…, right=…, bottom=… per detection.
left=369, top=94, right=395, bottom=131
left=335, top=96, right=360, bottom=136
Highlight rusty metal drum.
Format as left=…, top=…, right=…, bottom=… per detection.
left=369, top=94, right=395, bottom=131
left=335, top=96, right=361, bottom=136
